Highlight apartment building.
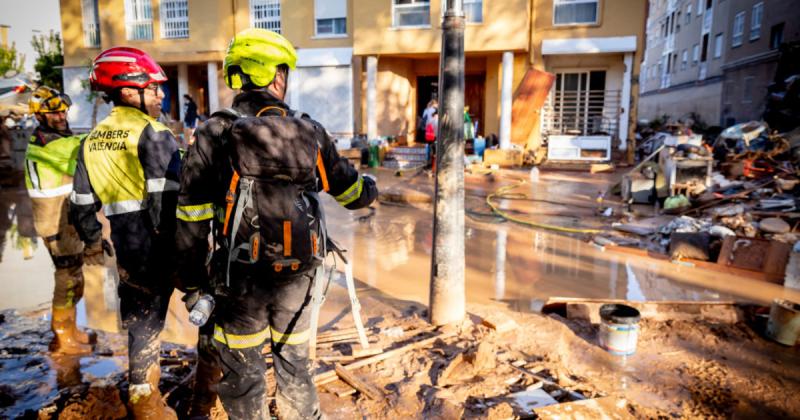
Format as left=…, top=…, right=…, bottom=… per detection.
left=60, top=0, right=646, bottom=158
left=59, top=0, right=357, bottom=136
left=353, top=0, right=645, bottom=155
left=640, top=0, right=799, bottom=127
left=721, top=0, right=799, bottom=125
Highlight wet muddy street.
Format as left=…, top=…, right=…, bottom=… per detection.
left=1, top=168, right=799, bottom=418
left=328, top=169, right=800, bottom=310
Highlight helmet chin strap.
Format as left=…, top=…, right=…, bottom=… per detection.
left=138, top=88, right=147, bottom=114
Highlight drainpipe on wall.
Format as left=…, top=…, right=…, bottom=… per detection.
left=499, top=51, right=514, bottom=149
left=207, top=61, right=220, bottom=114
left=366, top=56, right=378, bottom=139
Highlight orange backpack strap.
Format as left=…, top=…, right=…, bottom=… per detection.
left=256, top=106, right=288, bottom=117
left=222, top=171, right=240, bottom=236
left=316, top=150, right=330, bottom=192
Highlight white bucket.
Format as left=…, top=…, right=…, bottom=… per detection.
left=766, top=299, right=800, bottom=346
left=598, top=304, right=641, bottom=356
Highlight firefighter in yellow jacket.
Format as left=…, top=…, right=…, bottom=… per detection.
left=69, top=48, right=180, bottom=419
left=25, top=86, right=95, bottom=355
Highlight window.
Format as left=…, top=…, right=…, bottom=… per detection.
left=742, top=76, right=754, bottom=103
left=315, top=0, right=346, bottom=36
left=251, top=0, right=281, bottom=33
left=81, top=0, right=100, bottom=47
left=393, top=0, right=430, bottom=27
left=701, top=33, right=709, bottom=61
left=160, top=0, right=188, bottom=39
left=697, top=0, right=703, bottom=16
left=676, top=12, right=681, bottom=32
left=750, top=2, right=763, bottom=41
left=553, top=0, right=598, bottom=25
left=732, top=11, right=744, bottom=47
left=724, top=81, right=734, bottom=105
left=316, top=18, right=346, bottom=35
left=681, top=50, right=688, bottom=70
left=124, top=0, right=153, bottom=41
left=464, top=0, right=483, bottom=23
left=714, top=33, right=723, bottom=58
left=686, top=4, right=692, bottom=23
left=770, top=23, right=784, bottom=50
left=546, top=71, right=616, bottom=136
left=692, top=44, right=699, bottom=64
left=673, top=53, right=678, bottom=73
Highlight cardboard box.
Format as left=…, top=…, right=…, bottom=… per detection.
left=482, top=149, right=523, bottom=168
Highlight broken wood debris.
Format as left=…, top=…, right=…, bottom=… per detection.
left=334, top=363, right=384, bottom=400
left=314, top=331, right=456, bottom=386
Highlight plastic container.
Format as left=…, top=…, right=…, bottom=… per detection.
left=598, top=304, right=641, bottom=356
left=368, top=144, right=380, bottom=168
left=766, top=299, right=800, bottom=346
left=473, top=136, right=486, bottom=157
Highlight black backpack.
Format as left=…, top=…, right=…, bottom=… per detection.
left=213, top=106, right=328, bottom=281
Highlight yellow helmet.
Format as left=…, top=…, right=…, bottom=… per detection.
left=29, top=86, right=72, bottom=114
left=223, top=28, right=297, bottom=89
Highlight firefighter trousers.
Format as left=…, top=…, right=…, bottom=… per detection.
left=31, top=194, right=84, bottom=309
left=212, top=270, right=321, bottom=420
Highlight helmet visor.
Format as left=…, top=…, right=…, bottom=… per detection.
left=41, top=93, right=72, bottom=112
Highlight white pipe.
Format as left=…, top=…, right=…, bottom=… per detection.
left=206, top=61, right=219, bottom=114
left=499, top=51, right=513, bottom=150
left=366, top=56, right=378, bottom=139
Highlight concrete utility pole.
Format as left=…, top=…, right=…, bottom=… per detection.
left=430, top=0, right=465, bottom=326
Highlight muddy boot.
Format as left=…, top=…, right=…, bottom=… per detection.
left=128, top=383, right=178, bottom=420
left=128, top=364, right=178, bottom=420
left=50, top=307, right=93, bottom=355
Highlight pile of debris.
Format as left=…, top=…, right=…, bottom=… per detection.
left=609, top=121, right=800, bottom=288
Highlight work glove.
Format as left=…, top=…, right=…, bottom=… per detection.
left=182, top=290, right=201, bottom=312
left=84, top=239, right=114, bottom=266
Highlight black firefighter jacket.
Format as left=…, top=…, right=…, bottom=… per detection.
left=175, top=90, right=377, bottom=292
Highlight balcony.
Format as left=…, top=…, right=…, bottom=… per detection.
left=541, top=89, right=621, bottom=138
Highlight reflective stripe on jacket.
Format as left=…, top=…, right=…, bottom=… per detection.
left=24, top=129, right=83, bottom=198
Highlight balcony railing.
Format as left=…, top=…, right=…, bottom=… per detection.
left=160, top=0, right=189, bottom=39
left=83, top=22, right=100, bottom=47
left=127, top=22, right=153, bottom=41
left=541, top=89, right=621, bottom=138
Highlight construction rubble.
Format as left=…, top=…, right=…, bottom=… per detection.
left=602, top=120, right=800, bottom=288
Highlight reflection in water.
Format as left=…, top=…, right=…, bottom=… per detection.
left=494, top=230, right=507, bottom=301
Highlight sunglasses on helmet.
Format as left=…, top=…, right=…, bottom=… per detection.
left=42, top=93, right=73, bottom=111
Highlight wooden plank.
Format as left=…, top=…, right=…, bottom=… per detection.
left=511, top=69, right=556, bottom=147
left=334, top=363, right=384, bottom=400
left=314, top=332, right=456, bottom=386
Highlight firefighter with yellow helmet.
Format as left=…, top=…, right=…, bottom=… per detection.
left=25, top=86, right=96, bottom=355
left=177, top=29, right=377, bottom=419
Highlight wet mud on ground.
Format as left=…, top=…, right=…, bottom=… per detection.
left=1, top=169, right=799, bottom=418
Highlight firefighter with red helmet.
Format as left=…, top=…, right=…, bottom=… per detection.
left=69, top=47, right=180, bottom=419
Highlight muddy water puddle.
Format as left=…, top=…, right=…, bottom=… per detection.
left=328, top=169, right=800, bottom=309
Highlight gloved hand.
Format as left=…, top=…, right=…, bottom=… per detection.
left=362, top=173, right=377, bottom=183
left=84, top=239, right=113, bottom=265
left=182, top=290, right=200, bottom=312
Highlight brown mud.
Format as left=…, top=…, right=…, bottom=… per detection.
left=1, top=169, right=799, bottom=418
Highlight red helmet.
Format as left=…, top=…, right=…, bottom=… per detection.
left=89, top=47, right=167, bottom=93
